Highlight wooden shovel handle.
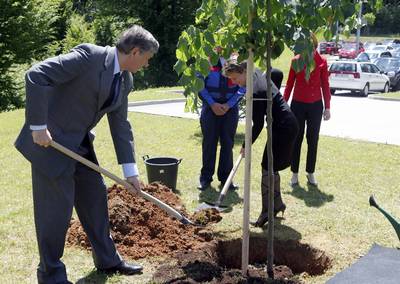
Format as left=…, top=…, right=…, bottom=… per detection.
left=216, top=154, right=243, bottom=205
left=50, top=140, right=188, bottom=222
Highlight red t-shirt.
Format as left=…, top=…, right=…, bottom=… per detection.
left=283, top=51, right=331, bottom=109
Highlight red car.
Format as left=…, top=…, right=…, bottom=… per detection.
left=325, top=42, right=342, bottom=55
left=338, top=42, right=365, bottom=59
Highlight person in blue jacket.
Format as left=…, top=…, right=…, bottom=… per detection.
left=197, top=58, right=244, bottom=190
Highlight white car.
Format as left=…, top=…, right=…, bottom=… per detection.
left=370, top=45, right=394, bottom=52
left=329, top=61, right=390, bottom=96
left=356, top=51, right=392, bottom=63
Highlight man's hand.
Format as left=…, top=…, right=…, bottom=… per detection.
left=32, top=129, right=52, bottom=147
left=323, top=109, right=331, bottom=121
left=126, top=176, right=141, bottom=193
left=211, top=103, right=227, bottom=116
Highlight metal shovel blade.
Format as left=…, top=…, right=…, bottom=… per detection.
left=196, top=201, right=229, bottom=213
left=195, top=154, right=243, bottom=213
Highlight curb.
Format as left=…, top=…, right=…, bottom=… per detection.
left=128, top=98, right=186, bottom=107
left=368, top=95, right=400, bottom=102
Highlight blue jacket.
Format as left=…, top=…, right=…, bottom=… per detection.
left=199, top=71, right=243, bottom=108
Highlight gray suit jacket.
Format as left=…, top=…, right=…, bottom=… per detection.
left=15, top=44, right=135, bottom=178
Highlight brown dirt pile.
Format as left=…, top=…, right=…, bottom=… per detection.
left=67, top=182, right=221, bottom=259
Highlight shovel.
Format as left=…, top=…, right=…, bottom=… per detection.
left=196, top=154, right=243, bottom=212
left=50, top=140, right=200, bottom=226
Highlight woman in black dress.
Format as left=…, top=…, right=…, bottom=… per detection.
left=223, top=61, right=299, bottom=227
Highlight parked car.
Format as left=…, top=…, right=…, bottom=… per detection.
left=370, top=45, right=393, bottom=52
left=318, top=42, right=328, bottom=54
left=329, top=61, right=390, bottom=96
left=338, top=42, right=364, bottom=59
left=374, top=57, right=400, bottom=91
left=381, top=39, right=400, bottom=46
left=356, top=51, right=392, bottom=63
left=325, top=42, right=342, bottom=55
left=392, top=51, right=400, bottom=58
left=363, top=41, right=376, bottom=50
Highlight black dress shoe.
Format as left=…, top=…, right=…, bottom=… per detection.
left=99, top=261, right=143, bottom=275
left=228, top=183, right=239, bottom=191
left=197, top=182, right=210, bottom=191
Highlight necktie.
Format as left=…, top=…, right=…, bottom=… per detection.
left=103, top=73, right=121, bottom=109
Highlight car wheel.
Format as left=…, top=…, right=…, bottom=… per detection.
left=330, top=88, right=336, bottom=95
left=361, top=83, right=369, bottom=97
left=382, top=82, right=389, bottom=93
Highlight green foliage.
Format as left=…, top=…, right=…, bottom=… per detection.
left=175, top=0, right=383, bottom=112
left=62, top=13, right=96, bottom=52
left=0, top=0, right=64, bottom=111
left=370, top=0, right=400, bottom=34
left=363, top=12, right=376, bottom=26
left=70, top=0, right=201, bottom=90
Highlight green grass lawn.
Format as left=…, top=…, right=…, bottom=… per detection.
left=130, top=86, right=184, bottom=102
left=371, top=91, right=400, bottom=100
left=1, top=105, right=399, bottom=283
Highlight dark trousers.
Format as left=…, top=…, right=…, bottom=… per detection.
left=199, top=106, right=239, bottom=184
left=290, top=100, right=323, bottom=173
left=32, top=145, right=121, bottom=283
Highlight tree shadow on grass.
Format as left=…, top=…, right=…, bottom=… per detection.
left=197, top=185, right=243, bottom=213
left=76, top=270, right=107, bottom=284
left=286, top=183, right=334, bottom=208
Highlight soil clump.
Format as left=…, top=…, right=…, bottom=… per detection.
left=67, top=182, right=220, bottom=259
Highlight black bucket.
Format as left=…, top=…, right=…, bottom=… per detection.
left=142, top=155, right=182, bottom=190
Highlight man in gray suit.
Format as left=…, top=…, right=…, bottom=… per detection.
left=15, top=25, right=159, bottom=283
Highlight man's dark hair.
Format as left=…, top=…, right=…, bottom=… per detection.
left=116, top=25, right=159, bottom=54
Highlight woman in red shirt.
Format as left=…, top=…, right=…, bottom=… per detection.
left=283, top=35, right=331, bottom=186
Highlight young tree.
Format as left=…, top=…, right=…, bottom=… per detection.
left=175, top=0, right=382, bottom=278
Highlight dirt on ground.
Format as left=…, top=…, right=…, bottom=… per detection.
left=67, top=182, right=330, bottom=283
left=67, top=182, right=221, bottom=259
left=153, top=240, right=301, bottom=284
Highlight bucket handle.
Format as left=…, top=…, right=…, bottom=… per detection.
left=177, top=158, right=182, bottom=165
left=142, top=155, right=150, bottom=161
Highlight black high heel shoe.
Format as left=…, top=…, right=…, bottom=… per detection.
left=250, top=204, right=286, bottom=227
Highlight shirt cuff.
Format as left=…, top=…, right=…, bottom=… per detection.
left=30, top=125, right=47, bottom=131
left=122, top=163, right=139, bottom=178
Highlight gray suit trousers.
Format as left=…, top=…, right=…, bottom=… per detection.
left=32, top=160, right=121, bottom=283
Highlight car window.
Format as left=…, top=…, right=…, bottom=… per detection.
left=367, top=53, right=378, bottom=59
left=381, top=52, right=391, bottom=57
left=358, top=53, right=369, bottom=61
left=331, top=63, right=355, bottom=72
left=389, top=60, right=400, bottom=68
left=375, top=59, right=390, bottom=70
left=361, top=64, right=370, bottom=73
left=371, top=64, right=380, bottom=73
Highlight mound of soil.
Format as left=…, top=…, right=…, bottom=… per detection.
left=67, top=182, right=220, bottom=259
left=67, top=182, right=331, bottom=284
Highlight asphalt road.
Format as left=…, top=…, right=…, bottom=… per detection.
left=128, top=92, right=400, bottom=146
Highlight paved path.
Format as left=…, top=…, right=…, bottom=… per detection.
left=129, top=94, right=400, bottom=146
